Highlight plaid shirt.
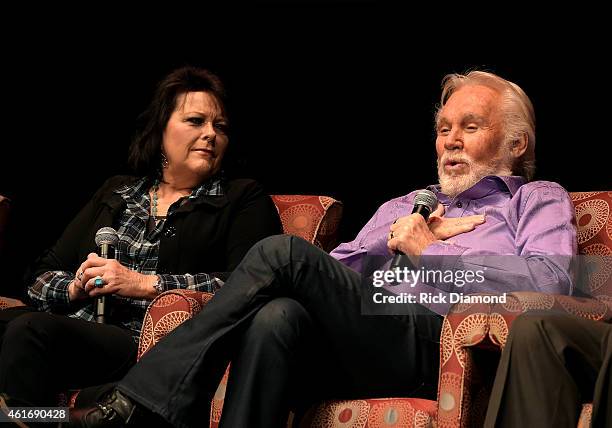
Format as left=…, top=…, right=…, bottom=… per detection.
left=28, top=177, right=224, bottom=340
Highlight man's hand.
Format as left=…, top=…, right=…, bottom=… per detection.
left=387, top=213, right=437, bottom=262
left=427, top=204, right=486, bottom=240
left=77, top=253, right=158, bottom=300
left=386, top=204, right=486, bottom=264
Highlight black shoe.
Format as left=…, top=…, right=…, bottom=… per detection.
left=68, top=389, right=136, bottom=428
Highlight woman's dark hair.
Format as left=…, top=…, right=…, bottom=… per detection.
left=128, top=66, right=227, bottom=177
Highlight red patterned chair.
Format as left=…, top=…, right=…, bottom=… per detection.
left=436, top=191, right=612, bottom=428
left=137, top=195, right=343, bottom=426
left=140, top=191, right=612, bottom=428
left=141, top=190, right=440, bottom=427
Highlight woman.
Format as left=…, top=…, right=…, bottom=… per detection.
left=0, top=66, right=281, bottom=407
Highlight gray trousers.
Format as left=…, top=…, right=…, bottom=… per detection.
left=485, top=312, right=612, bottom=428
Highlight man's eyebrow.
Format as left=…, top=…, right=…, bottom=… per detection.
left=461, top=113, right=487, bottom=124
left=436, top=113, right=488, bottom=129
left=436, top=117, right=451, bottom=128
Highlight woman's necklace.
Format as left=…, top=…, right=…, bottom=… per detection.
left=151, top=179, right=160, bottom=218
left=148, top=179, right=161, bottom=233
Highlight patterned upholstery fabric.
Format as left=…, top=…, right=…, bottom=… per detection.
left=298, top=398, right=437, bottom=428
left=0, top=296, right=25, bottom=310
left=436, top=300, right=496, bottom=428
left=271, top=195, right=343, bottom=253
left=571, top=191, right=612, bottom=306
left=137, top=289, right=214, bottom=360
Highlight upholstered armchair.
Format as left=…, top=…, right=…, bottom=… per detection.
left=135, top=195, right=344, bottom=426
left=433, top=191, right=612, bottom=428
left=435, top=191, right=612, bottom=428
left=140, top=191, right=611, bottom=428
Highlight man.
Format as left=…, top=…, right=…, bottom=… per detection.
left=72, top=71, right=577, bottom=428
left=484, top=313, right=612, bottom=427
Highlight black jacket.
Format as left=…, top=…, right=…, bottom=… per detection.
left=26, top=175, right=282, bottom=292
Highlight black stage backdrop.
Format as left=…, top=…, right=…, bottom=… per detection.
left=0, top=4, right=609, bottom=297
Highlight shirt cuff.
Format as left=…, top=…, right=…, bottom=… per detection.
left=54, top=277, right=72, bottom=306
left=156, top=273, right=221, bottom=294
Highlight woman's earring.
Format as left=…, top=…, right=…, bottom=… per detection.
left=161, top=152, right=169, bottom=168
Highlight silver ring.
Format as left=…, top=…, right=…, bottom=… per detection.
left=94, top=276, right=105, bottom=288
left=77, top=270, right=83, bottom=281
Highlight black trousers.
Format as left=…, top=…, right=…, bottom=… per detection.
left=484, top=312, right=612, bottom=428
left=0, top=310, right=138, bottom=406
left=0, top=305, right=37, bottom=347
left=119, top=235, right=443, bottom=428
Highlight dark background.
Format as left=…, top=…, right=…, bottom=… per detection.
left=0, top=4, right=609, bottom=297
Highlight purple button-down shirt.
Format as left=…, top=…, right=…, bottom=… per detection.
left=331, top=176, right=577, bottom=312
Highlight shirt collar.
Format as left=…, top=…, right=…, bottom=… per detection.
left=427, top=175, right=526, bottom=204
left=114, top=175, right=225, bottom=219
left=114, top=176, right=225, bottom=200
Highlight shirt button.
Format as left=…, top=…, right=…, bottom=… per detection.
left=456, top=201, right=463, bottom=208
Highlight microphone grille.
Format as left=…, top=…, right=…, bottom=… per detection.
left=95, top=227, right=119, bottom=247
left=414, top=189, right=438, bottom=211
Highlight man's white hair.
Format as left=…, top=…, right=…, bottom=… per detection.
left=436, top=70, right=536, bottom=181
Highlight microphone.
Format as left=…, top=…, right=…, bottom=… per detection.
left=94, top=227, right=118, bottom=324
left=389, top=189, right=438, bottom=271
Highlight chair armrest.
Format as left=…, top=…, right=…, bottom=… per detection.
left=137, top=289, right=214, bottom=360
left=439, top=291, right=612, bottom=428
left=489, top=291, right=612, bottom=348
left=437, top=297, right=496, bottom=428
left=0, top=296, right=26, bottom=310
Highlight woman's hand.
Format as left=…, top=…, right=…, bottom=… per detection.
left=68, top=278, right=88, bottom=301
left=76, top=253, right=158, bottom=300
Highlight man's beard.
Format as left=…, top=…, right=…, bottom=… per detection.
left=437, top=147, right=513, bottom=198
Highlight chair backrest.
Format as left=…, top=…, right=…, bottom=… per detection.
left=271, top=195, right=343, bottom=253
left=570, top=191, right=612, bottom=302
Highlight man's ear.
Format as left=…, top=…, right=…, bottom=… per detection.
left=511, top=133, right=528, bottom=158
